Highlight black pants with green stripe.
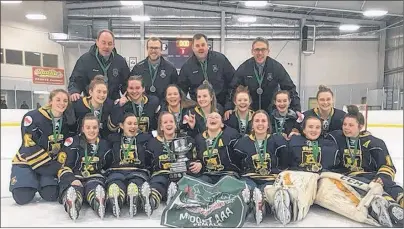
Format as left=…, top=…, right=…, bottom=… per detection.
left=149, top=174, right=170, bottom=202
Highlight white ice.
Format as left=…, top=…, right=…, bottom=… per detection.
left=1, top=126, right=402, bottom=227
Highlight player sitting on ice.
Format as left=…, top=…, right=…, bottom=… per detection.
left=104, top=113, right=154, bottom=218
left=316, top=105, right=403, bottom=227
left=264, top=115, right=340, bottom=225
left=233, top=110, right=288, bottom=225
left=145, top=112, right=198, bottom=209
left=57, top=114, right=111, bottom=220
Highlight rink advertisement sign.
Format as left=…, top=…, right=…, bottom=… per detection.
left=161, top=175, right=248, bottom=228
left=32, top=67, right=64, bottom=85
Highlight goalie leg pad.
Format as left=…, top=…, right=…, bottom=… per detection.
left=314, top=174, right=380, bottom=226
left=264, top=171, right=319, bottom=222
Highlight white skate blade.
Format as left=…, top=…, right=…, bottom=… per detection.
left=253, top=188, right=263, bottom=225
left=95, top=185, right=105, bottom=220
left=66, top=187, right=78, bottom=221
left=141, top=182, right=152, bottom=218
left=167, top=182, right=178, bottom=204
left=108, top=184, right=121, bottom=218
left=127, top=183, right=139, bottom=218
left=274, top=189, right=291, bottom=226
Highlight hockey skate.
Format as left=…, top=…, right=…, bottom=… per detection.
left=253, top=187, right=264, bottom=225
left=127, top=183, right=139, bottom=217
left=92, top=185, right=106, bottom=219
left=370, top=195, right=393, bottom=227
left=388, top=203, right=403, bottom=227
left=167, top=182, right=178, bottom=204
left=63, top=186, right=82, bottom=221
left=108, top=183, right=121, bottom=218
left=273, top=189, right=292, bottom=225
left=141, top=182, right=152, bottom=217
left=241, top=184, right=251, bottom=204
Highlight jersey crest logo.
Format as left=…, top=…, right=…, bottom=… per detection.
left=64, top=137, right=73, bottom=146
left=267, top=73, right=273, bottom=81
left=23, top=116, right=33, bottom=127
left=160, top=70, right=166, bottom=78
left=212, top=65, right=218, bottom=72
left=113, top=68, right=119, bottom=77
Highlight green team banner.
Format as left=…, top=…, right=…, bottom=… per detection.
left=161, top=175, right=248, bottom=228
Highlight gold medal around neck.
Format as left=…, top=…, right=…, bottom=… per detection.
left=82, top=170, right=90, bottom=178
left=203, top=80, right=209, bottom=85
left=311, top=164, right=321, bottom=172
left=259, top=167, right=269, bottom=176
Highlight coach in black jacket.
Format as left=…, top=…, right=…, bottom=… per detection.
left=130, top=37, right=178, bottom=101
left=178, top=33, right=235, bottom=108
left=68, top=29, right=130, bottom=101
left=226, top=37, right=301, bottom=113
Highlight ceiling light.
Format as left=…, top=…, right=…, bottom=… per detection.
left=120, top=1, right=143, bottom=6
left=363, top=10, right=388, bottom=17
left=25, top=14, right=47, bottom=20
left=238, top=16, right=257, bottom=23
left=34, top=91, right=50, bottom=95
left=1, top=1, right=22, bottom=3
left=131, top=15, right=150, bottom=21
left=244, top=1, right=268, bottom=7
left=339, top=24, right=360, bottom=31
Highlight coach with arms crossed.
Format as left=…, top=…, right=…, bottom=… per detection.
left=68, top=29, right=130, bottom=101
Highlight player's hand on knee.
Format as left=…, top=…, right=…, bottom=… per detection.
left=71, top=180, right=83, bottom=187
left=70, top=93, right=81, bottom=102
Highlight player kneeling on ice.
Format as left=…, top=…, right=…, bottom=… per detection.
left=9, top=89, right=72, bottom=205
left=264, top=116, right=340, bottom=225
left=316, top=105, right=403, bottom=227
left=233, top=110, right=288, bottom=225
left=104, top=113, right=154, bottom=218
left=146, top=112, right=199, bottom=209
left=57, top=114, right=111, bottom=220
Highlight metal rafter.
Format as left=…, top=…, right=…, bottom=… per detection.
left=65, top=1, right=386, bottom=26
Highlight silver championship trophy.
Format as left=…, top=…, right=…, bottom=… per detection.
left=169, top=136, right=193, bottom=181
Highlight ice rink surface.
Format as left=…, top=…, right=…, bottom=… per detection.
left=1, top=126, right=402, bottom=227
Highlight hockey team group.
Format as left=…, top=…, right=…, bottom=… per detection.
left=8, top=30, right=403, bottom=227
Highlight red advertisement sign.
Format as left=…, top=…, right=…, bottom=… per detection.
left=32, top=67, right=64, bottom=85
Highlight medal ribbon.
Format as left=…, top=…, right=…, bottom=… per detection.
left=274, top=117, right=285, bottom=135
left=254, top=135, right=268, bottom=165
left=207, top=131, right=223, bottom=158
left=84, top=141, right=98, bottom=170
left=169, top=107, right=182, bottom=131
left=49, top=110, right=63, bottom=144
left=131, top=99, right=144, bottom=118
left=95, top=49, right=112, bottom=81
left=253, top=67, right=264, bottom=89
left=148, top=62, right=159, bottom=89
left=90, top=101, right=103, bottom=122
left=200, top=60, right=208, bottom=82
left=122, top=136, right=136, bottom=160
left=346, top=137, right=359, bottom=165
left=236, top=110, right=249, bottom=135
left=163, top=137, right=175, bottom=160
left=311, top=140, right=320, bottom=161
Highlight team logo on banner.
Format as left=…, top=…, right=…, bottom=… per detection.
left=161, top=175, right=248, bottom=228
left=24, top=116, right=33, bottom=127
